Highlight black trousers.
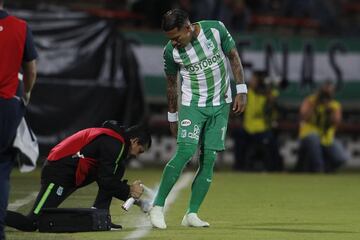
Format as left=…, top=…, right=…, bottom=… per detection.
left=0, top=98, right=25, bottom=239
left=5, top=181, right=123, bottom=232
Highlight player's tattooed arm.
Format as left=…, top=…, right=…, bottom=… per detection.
left=227, top=48, right=245, bottom=85
left=166, top=74, right=178, bottom=113
left=227, top=48, right=247, bottom=114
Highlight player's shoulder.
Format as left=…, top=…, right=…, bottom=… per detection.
left=163, top=41, right=174, bottom=54
left=198, top=20, right=225, bottom=30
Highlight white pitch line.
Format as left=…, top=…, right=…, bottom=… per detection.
left=123, top=172, right=194, bottom=240
left=7, top=192, right=38, bottom=211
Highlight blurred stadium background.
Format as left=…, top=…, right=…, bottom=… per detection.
left=5, top=0, right=360, bottom=170
left=3, top=0, right=360, bottom=239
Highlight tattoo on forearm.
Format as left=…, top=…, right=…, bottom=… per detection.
left=167, top=74, right=178, bottom=112
left=228, top=49, right=245, bottom=85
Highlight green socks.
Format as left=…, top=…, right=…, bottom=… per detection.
left=188, top=149, right=216, bottom=213
left=153, top=143, right=197, bottom=206
left=153, top=144, right=217, bottom=214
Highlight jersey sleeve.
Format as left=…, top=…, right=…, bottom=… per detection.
left=23, top=24, right=38, bottom=62
left=163, top=44, right=178, bottom=75
left=96, top=136, right=130, bottom=201
left=217, top=21, right=236, bottom=54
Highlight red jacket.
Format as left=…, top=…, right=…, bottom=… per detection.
left=0, top=15, right=27, bottom=98
left=47, top=128, right=125, bottom=187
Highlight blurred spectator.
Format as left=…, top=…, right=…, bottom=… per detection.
left=283, top=0, right=339, bottom=32
left=190, top=0, right=217, bottom=21
left=104, top=0, right=128, bottom=10
left=232, top=71, right=282, bottom=172
left=246, top=0, right=284, bottom=15
left=131, top=0, right=175, bottom=28
left=213, top=0, right=234, bottom=27
left=295, top=81, right=349, bottom=173
left=230, top=0, right=251, bottom=32
left=283, top=0, right=313, bottom=18
left=213, top=0, right=251, bottom=32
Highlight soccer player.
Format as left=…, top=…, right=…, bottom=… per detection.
left=149, top=9, right=247, bottom=229
left=5, top=121, right=151, bottom=231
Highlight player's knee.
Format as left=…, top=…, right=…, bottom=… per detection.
left=166, top=143, right=197, bottom=170
left=202, top=149, right=217, bottom=164
left=176, top=143, right=198, bottom=160
left=201, top=149, right=217, bottom=175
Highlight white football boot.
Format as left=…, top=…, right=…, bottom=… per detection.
left=181, top=213, right=210, bottom=227
left=149, top=206, right=167, bottom=229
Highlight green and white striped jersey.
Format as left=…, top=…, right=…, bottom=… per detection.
left=163, top=20, right=236, bottom=107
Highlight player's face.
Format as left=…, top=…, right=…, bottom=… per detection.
left=129, top=138, right=145, bottom=158
left=165, top=24, right=192, bottom=49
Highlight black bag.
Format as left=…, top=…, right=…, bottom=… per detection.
left=38, top=208, right=111, bottom=232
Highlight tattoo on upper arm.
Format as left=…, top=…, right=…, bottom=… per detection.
left=227, top=49, right=245, bottom=85
left=167, top=74, right=178, bottom=112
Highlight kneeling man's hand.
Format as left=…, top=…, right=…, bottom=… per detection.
left=130, top=180, right=144, bottom=199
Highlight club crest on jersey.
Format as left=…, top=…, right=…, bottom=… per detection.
left=56, top=186, right=64, bottom=196
left=181, top=119, right=192, bottom=127
left=206, top=40, right=215, bottom=51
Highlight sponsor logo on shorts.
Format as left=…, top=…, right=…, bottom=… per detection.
left=181, top=129, right=187, bottom=138
left=188, top=125, right=200, bottom=140
left=56, top=186, right=64, bottom=196
left=181, top=119, right=192, bottom=127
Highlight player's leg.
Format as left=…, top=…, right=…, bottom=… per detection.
left=182, top=103, right=230, bottom=227
left=181, top=146, right=215, bottom=227
left=153, top=143, right=197, bottom=207
left=153, top=105, right=206, bottom=205
left=187, top=146, right=216, bottom=214
left=150, top=105, right=205, bottom=229
left=150, top=143, right=198, bottom=228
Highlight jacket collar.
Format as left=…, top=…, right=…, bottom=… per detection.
left=0, top=10, right=8, bottom=19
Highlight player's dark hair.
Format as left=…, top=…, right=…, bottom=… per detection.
left=125, top=125, right=152, bottom=150
left=161, top=9, right=189, bottom=31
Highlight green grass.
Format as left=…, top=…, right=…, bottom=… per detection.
left=6, top=169, right=360, bottom=240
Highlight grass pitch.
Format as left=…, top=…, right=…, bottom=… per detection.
left=6, top=168, right=360, bottom=240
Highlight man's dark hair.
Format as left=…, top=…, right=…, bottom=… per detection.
left=101, top=120, right=152, bottom=150
left=125, top=125, right=152, bottom=150
left=161, top=9, right=189, bottom=31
